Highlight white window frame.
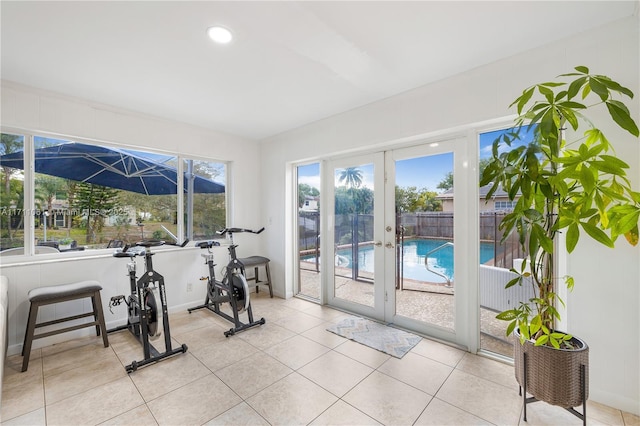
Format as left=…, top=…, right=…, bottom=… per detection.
left=0, top=126, right=229, bottom=258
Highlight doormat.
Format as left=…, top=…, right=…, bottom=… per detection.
left=327, top=316, right=421, bottom=358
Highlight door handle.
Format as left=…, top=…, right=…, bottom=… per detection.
left=385, top=242, right=394, bottom=249
left=375, top=241, right=383, bottom=247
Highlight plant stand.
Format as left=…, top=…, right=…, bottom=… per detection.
left=514, top=329, right=589, bottom=425
left=520, top=351, right=587, bottom=425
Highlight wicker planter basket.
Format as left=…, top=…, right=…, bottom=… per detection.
left=514, top=328, right=589, bottom=408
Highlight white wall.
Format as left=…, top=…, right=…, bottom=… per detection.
left=1, top=247, right=205, bottom=351
left=259, top=17, right=640, bottom=414
left=0, top=81, right=269, bottom=355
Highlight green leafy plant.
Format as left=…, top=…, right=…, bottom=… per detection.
left=480, top=66, right=639, bottom=348
left=58, top=237, right=73, bottom=245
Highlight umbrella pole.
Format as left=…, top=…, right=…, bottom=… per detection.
left=186, top=160, right=195, bottom=240
left=43, top=211, right=49, bottom=241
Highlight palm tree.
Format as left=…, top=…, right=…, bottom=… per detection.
left=338, top=167, right=363, bottom=189
left=337, top=167, right=366, bottom=216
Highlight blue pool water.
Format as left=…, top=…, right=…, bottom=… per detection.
left=304, top=239, right=495, bottom=283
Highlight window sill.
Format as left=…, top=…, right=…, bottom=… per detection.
left=0, top=244, right=205, bottom=268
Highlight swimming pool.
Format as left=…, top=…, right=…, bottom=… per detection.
left=303, top=239, right=495, bottom=283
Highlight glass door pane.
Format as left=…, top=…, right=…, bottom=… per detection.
left=478, top=127, right=534, bottom=356
left=297, top=163, right=321, bottom=301
left=328, top=154, right=384, bottom=320
left=390, top=147, right=456, bottom=333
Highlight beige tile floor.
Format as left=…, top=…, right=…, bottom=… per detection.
left=2, top=292, right=638, bottom=426
left=299, top=267, right=514, bottom=356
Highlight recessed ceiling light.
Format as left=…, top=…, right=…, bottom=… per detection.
left=207, top=26, right=233, bottom=44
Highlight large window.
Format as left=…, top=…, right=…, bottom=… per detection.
left=0, top=132, right=227, bottom=254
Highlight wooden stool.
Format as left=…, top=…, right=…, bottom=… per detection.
left=22, top=280, right=109, bottom=371
left=238, top=256, right=273, bottom=298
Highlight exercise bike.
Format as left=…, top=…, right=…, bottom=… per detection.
left=188, top=227, right=266, bottom=337
left=108, top=239, right=188, bottom=372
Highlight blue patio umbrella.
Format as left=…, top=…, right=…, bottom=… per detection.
left=0, top=142, right=225, bottom=195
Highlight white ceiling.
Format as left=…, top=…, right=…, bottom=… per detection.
left=1, top=1, right=637, bottom=140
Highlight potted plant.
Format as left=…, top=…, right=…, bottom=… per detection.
left=58, top=237, right=74, bottom=250
left=480, top=66, right=639, bottom=418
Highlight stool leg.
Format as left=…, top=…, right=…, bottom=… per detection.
left=91, top=293, right=101, bottom=336
left=22, top=303, right=35, bottom=356
left=265, top=263, right=273, bottom=298
left=92, top=291, right=109, bottom=348
left=254, top=267, right=260, bottom=293
left=22, top=301, right=40, bottom=372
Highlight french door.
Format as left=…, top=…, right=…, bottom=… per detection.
left=326, top=153, right=386, bottom=319
left=326, top=138, right=470, bottom=346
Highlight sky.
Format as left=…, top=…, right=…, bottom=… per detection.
left=394, top=154, right=452, bottom=191
left=297, top=156, right=451, bottom=192
left=298, top=162, right=320, bottom=190
left=298, top=156, right=452, bottom=192
left=297, top=125, right=535, bottom=192
left=478, top=125, right=534, bottom=160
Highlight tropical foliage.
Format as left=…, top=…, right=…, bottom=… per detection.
left=480, top=66, right=639, bottom=348
left=298, top=183, right=319, bottom=208
left=335, top=186, right=374, bottom=215
left=395, top=186, right=441, bottom=212
left=334, top=166, right=446, bottom=215
left=338, top=167, right=363, bottom=189
left=0, top=134, right=23, bottom=243
left=73, top=183, right=120, bottom=244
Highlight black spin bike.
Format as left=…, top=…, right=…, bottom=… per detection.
left=108, top=239, right=189, bottom=372
left=188, top=227, right=266, bottom=337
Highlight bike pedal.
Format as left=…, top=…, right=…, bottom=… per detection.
left=109, top=295, right=126, bottom=313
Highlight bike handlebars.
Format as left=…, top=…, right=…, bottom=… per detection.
left=113, top=245, right=145, bottom=258
left=217, top=227, right=265, bottom=236
left=135, top=238, right=190, bottom=248
left=196, top=227, right=264, bottom=249
left=113, top=238, right=190, bottom=258
left=136, top=239, right=165, bottom=248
